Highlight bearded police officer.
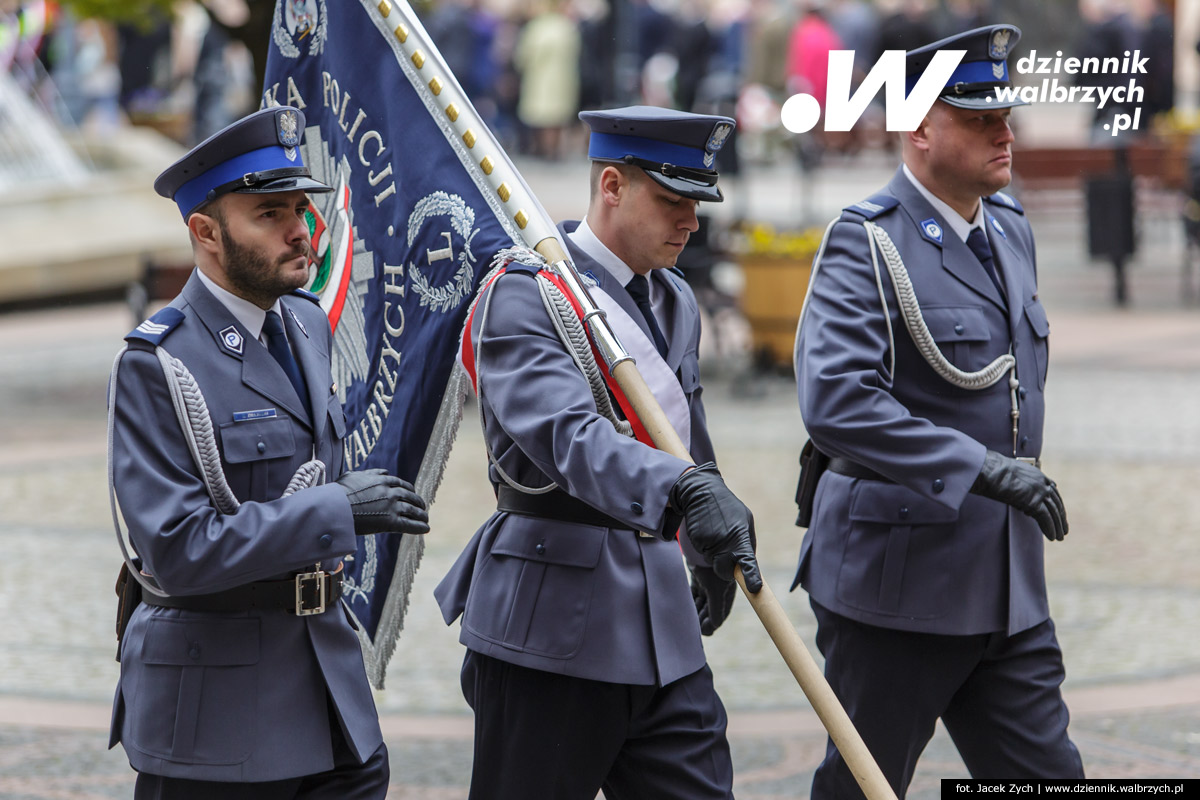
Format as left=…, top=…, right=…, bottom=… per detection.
left=435, top=106, right=761, bottom=800
left=792, top=26, right=1085, bottom=796
left=108, top=106, right=430, bottom=799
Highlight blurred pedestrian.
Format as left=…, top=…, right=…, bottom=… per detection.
left=785, top=0, right=842, bottom=165
left=513, top=0, right=580, bottom=158
left=1077, top=0, right=1141, bottom=140
left=191, top=0, right=251, bottom=144
left=793, top=26, right=1084, bottom=798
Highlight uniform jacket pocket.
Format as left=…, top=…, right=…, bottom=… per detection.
left=219, top=417, right=297, bottom=500
left=678, top=351, right=701, bottom=395
left=837, top=481, right=959, bottom=619
left=132, top=617, right=260, bottom=764
left=1024, top=298, right=1050, bottom=389
left=464, top=516, right=604, bottom=659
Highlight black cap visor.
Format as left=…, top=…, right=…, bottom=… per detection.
left=185, top=173, right=333, bottom=218
left=939, top=87, right=1029, bottom=110
left=645, top=170, right=724, bottom=202
left=616, top=157, right=723, bottom=202
left=235, top=174, right=334, bottom=195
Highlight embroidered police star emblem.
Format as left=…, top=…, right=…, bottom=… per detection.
left=278, top=109, right=300, bottom=147
left=219, top=325, right=244, bottom=355
left=706, top=122, right=733, bottom=154
left=990, top=30, right=1011, bottom=60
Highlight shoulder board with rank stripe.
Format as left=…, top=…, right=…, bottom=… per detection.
left=842, top=193, right=899, bottom=220
left=291, top=287, right=321, bottom=303
left=125, top=306, right=185, bottom=347
left=984, top=191, right=1024, bottom=214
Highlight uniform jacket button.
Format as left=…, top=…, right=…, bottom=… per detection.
left=256, top=441, right=267, bottom=454
left=932, top=478, right=945, bottom=494
left=189, top=645, right=201, bottom=661
left=535, top=543, right=546, bottom=555
left=630, top=502, right=643, bottom=514
left=898, top=506, right=909, bottom=520
left=1019, top=387, right=1028, bottom=400
left=1021, top=436, right=1030, bottom=450
left=954, top=323, right=964, bottom=335
left=320, top=534, right=332, bottom=548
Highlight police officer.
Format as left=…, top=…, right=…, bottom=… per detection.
left=435, top=106, right=761, bottom=800
left=108, top=106, right=430, bottom=799
left=793, top=26, right=1085, bottom=796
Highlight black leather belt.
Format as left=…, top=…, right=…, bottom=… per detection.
left=497, top=485, right=626, bottom=529
left=827, top=457, right=889, bottom=482
left=141, top=571, right=343, bottom=616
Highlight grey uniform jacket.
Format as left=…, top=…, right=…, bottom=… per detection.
left=794, top=168, right=1053, bottom=637
left=435, top=221, right=716, bottom=687
left=109, top=271, right=382, bottom=782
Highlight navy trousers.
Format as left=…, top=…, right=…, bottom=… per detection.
left=461, top=649, right=734, bottom=800
left=810, top=600, right=1084, bottom=799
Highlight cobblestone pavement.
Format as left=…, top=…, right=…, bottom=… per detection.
left=3, top=155, right=1200, bottom=797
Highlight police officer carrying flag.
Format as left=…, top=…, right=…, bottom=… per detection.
left=108, top=106, right=430, bottom=799
left=436, top=106, right=761, bottom=800
left=793, top=26, right=1086, bottom=797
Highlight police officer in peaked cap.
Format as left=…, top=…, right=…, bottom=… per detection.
left=793, top=26, right=1085, bottom=797
left=436, top=105, right=760, bottom=799
left=109, top=105, right=430, bottom=798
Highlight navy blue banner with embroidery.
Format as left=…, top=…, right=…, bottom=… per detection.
left=263, top=0, right=524, bottom=686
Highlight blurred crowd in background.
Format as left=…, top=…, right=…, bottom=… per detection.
left=0, top=0, right=1184, bottom=170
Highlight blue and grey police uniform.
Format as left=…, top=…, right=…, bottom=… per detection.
left=434, top=106, right=741, bottom=800
left=793, top=27, right=1084, bottom=796
left=108, top=107, right=387, bottom=791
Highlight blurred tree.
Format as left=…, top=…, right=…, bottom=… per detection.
left=57, top=0, right=175, bottom=27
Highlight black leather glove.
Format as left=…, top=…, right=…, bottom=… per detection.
left=691, top=565, right=737, bottom=636
left=668, top=463, right=762, bottom=593
left=335, top=468, right=430, bottom=536
left=970, top=451, right=1068, bottom=542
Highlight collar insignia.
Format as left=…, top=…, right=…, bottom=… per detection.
left=920, top=218, right=944, bottom=245
left=288, top=308, right=308, bottom=337
left=219, top=325, right=245, bottom=355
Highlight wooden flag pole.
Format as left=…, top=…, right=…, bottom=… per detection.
left=532, top=236, right=897, bottom=800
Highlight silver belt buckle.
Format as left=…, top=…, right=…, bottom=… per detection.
left=294, top=570, right=327, bottom=616
left=1016, top=457, right=1041, bottom=469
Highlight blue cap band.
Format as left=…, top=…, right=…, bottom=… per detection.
left=906, top=59, right=1009, bottom=96
left=174, top=144, right=301, bottom=217
left=587, top=131, right=710, bottom=171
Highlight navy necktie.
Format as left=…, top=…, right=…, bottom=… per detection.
left=626, top=274, right=669, bottom=359
left=263, top=310, right=310, bottom=417
left=966, top=226, right=1006, bottom=301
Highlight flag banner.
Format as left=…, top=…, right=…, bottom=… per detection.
left=263, top=0, right=546, bottom=687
